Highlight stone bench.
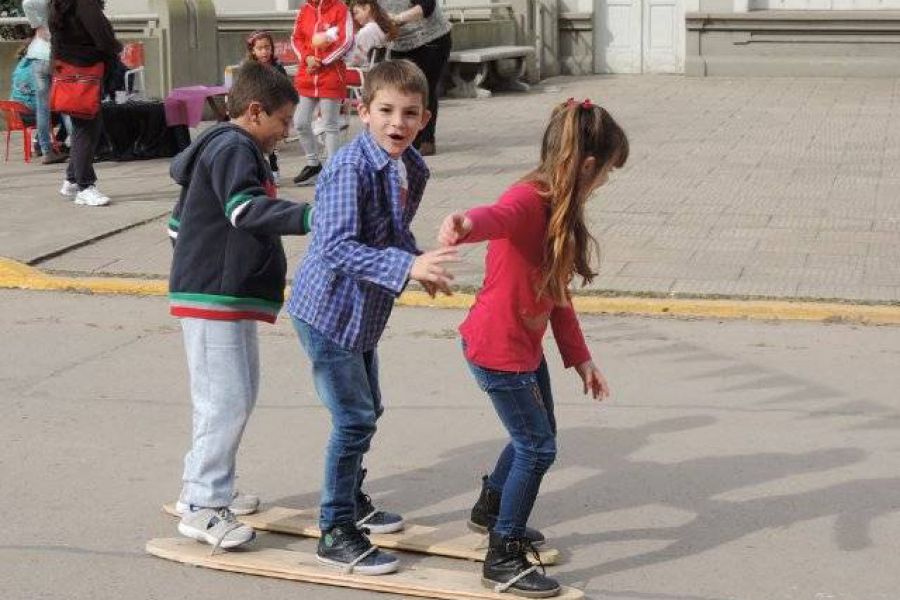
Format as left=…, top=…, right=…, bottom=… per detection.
left=447, top=45, right=535, bottom=99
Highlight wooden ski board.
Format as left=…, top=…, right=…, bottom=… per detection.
left=161, top=503, right=559, bottom=565
left=146, top=537, right=583, bottom=600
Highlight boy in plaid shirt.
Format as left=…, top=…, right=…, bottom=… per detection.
left=286, top=59, right=456, bottom=575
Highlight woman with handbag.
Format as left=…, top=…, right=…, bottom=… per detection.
left=49, top=0, right=121, bottom=207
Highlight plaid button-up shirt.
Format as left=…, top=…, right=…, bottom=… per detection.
left=287, top=130, right=428, bottom=352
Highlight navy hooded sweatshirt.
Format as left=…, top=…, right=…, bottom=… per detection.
left=167, top=123, right=312, bottom=323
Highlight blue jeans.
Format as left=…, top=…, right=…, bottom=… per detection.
left=31, top=58, right=52, bottom=155
left=179, top=318, right=260, bottom=508
left=293, top=317, right=383, bottom=530
left=466, top=354, right=557, bottom=538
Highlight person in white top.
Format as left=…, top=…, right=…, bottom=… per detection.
left=347, top=0, right=397, bottom=69
left=23, top=0, right=69, bottom=164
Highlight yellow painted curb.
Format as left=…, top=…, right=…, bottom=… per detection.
left=0, top=257, right=167, bottom=296
left=3, top=257, right=900, bottom=325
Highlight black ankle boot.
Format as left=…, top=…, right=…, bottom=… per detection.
left=469, top=476, right=546, bottom=546
left=482, top=532, right=560, bottom=598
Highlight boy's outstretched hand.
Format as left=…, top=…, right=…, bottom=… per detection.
left=575, top=360, right=610, bottom=401
left=410, top=247, right=459, bottom=296
left=438, top=212, right=472, bottom=246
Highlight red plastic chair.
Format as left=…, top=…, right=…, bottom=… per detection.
left=120, top=42, right=146, bottom=96
left=0, top=100, right=36, bottom=163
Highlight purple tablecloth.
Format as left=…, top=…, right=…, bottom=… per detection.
left=164, top=85, right=228, bottom=127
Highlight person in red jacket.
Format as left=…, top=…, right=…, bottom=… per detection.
left=290, top=0, right=354, bottom=186
left=437, top=98, right=629, bottom=598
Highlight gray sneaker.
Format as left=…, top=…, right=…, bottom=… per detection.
left=177, top=507, right=255, bottom=551
left=176, top=490, right=260, bottom=516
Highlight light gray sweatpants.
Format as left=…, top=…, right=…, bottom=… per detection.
left=179, top=318, right=259, bottom=508
left=294, top=96, right=343, bottom=166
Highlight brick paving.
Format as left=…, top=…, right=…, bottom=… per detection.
left=3, top=74, right=900, bottom=302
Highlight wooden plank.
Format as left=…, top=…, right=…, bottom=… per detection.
left=146, top=537, right=583, bottom=600
left=161, top=504, right=559, bottom=565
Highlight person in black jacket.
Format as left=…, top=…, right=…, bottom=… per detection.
left=166, top=61, right=313, bottom=549
left=49, top=0, right=121, bottom=206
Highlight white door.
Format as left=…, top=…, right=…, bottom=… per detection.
left=594, top=0, right=643, bottom=73
left=594, top=0, right=684, bottom=73
left=643, top=0, right=683, bottom=72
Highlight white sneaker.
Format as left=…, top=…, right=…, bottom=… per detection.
left=176, top=490, right=260, bottom=516
left=74, top=186, right=110, bottom=207
left=60, top=180, right=79, bottom=198
left=178, top=507, right=255, bottom=550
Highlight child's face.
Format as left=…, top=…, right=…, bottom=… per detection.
left=242, top=101, right=295, bottom=155
left=358, top=87, right=430, bottom=159
left=352, top=4, right=372, bottom=26
left=251, top=38, right=273, bottom=64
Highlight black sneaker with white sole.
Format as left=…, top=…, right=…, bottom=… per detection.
left=356, top=491, right=405, bottom=534
left=317, top=523, right=399, bottom=575
left=354, top=468, right=404, bottom=534
left=293, top=164, right=322, bottom=186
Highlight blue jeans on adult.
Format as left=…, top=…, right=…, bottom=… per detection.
left=30, top=58, right=52, bottom=155
left=466, top=352, right=557, bottom=539
left=293, top=317, right=383, bottom=530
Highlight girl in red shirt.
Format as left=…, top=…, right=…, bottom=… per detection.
left=290, top=0, right=354, bottom=186
left=438, top=99, right=629, bottom=598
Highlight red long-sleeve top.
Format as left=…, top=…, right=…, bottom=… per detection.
left=458, top=182, right=592, bottom=373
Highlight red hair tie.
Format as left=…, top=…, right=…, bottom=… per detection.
left=565, top=97, right=596, bottom=109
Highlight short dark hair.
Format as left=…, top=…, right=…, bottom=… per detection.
left=227, top=60, right=298, bottom=118
left=362, top=59, right=429, bottom=109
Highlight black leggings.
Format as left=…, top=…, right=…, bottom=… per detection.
left=391, top=31, right=451, bottom=146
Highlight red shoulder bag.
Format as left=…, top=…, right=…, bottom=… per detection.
left=50, top=60, right=105, bottom=120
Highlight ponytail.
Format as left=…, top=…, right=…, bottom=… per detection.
left=522, top=99, right=629, bottom=305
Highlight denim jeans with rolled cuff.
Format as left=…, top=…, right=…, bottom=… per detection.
left=465, top=347, right=557, bottom=539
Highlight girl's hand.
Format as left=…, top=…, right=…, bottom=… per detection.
left=438, top=212, right=472, bottom=246
left=575, top=360, right=610, bottom=401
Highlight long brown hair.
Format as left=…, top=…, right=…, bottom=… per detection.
left=522, top=99, right=629, bottom=305
left=351, top=0, right=398, bottom=41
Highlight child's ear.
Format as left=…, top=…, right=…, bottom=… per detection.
left=357, top=102, right=371, bottom=125
left=247, top=101, right=264, bottom=124
left=580, top=156, right=597, bottom=177
left=419, top=109, right=432, bottom=130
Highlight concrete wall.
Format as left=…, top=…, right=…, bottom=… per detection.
left=686, top=10, right=900, bottom=76
left=559, top=12, right=592, bottom=74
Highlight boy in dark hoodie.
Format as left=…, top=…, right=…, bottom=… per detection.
left=167, top=61, right=313, bottom=550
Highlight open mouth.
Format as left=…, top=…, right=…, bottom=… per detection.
left=388, top=133, right=404, bottom=141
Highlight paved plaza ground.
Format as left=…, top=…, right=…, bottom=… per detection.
left=3, top=290, right=900, bottom=600
left=3, top=74, right=900, bottom=302
left=3, top=74, right=900, bottom=600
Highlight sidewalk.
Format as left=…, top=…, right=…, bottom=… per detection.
left=3, top=74, right=900, bottom=303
